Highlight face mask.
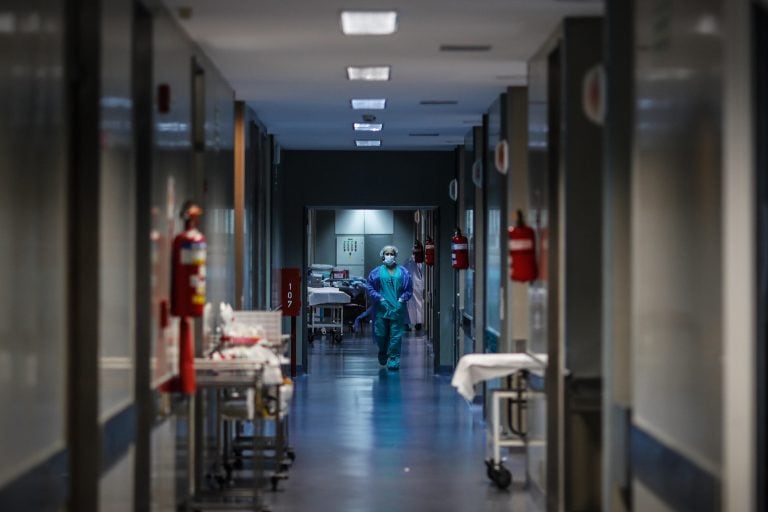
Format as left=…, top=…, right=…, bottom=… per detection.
left=383, top=255, right=396, bottom=266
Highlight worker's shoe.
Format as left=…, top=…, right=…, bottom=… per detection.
left=378, top=352, right=388, bottom=366
left=386, top=358, right=400, bottom=371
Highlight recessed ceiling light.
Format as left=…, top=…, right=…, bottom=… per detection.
left=419, top=100, right=458, bottom=105
left=347, top=66, right=391, bottom=81
left=439, top=44, right=492, bottom=52
left=355, top=140, right=381, bottom=147
left=351, top=98, right=387, bottom=110
left=354, top=123, right=383, bottom=132
left=341, top=11, right=398, bottom=35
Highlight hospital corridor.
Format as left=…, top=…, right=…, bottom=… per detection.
left=1, top=0, right=767, bottom=511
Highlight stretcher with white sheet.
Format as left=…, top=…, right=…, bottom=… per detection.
left=451, top=352, right=547, bottom=489
left=307, top=286, right=350, bottom=343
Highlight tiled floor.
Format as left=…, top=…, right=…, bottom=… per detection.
left=261, top=333, right=538, bottom=512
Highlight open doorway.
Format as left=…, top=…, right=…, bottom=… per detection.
left=304, top=207, right=439, bottom=372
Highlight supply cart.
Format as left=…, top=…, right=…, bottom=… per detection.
left=186, top=359, right=268, bottom=511
left=220, top=310, right=295, bottom=492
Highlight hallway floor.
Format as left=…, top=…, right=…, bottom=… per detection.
left=261, top=333, right=537, bottom=512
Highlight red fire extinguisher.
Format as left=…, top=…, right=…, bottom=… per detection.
left=171, top=203, right=207, bottom=318
left=508, top=209, right=537, bottom=282
left=412, top=239, right=425, bottom=263
left=424, top=237, right=435, bottom=266
left=451, top=229, right=469, bottom=270
left=169, top=201, right=207, bottom=395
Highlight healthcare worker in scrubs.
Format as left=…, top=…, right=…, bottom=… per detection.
left=366, top=245, right=413, bottom=370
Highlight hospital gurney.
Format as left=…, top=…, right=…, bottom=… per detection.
left=307, top=287, right=350, bottom=343
left=451, top=352, right=547, bottom=489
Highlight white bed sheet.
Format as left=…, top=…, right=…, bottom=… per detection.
left=451, top=353, right=548, bottom=401
left=307, top=287, right=351, bottom=306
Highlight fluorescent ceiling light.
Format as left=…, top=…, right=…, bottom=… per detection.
left=351, top=98, right=387, bottom=110
left=354, top=123, right=383, bottom=132
left=341, top=11, right=398, bottom=35
left=355, top=140, right=381, bottom=147
left=347, top=66, right=390, bottom=81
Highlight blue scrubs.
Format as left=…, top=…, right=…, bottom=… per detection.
left=366, top=264, right=413, bottom=370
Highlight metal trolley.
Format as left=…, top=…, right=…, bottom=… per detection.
left=184, top=311, right=296, bottom=511
left=186, top=359, right=268, bottom=511
left=307, top=287, right=350, bottom=343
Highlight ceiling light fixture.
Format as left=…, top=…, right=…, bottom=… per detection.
left=354, top=123, right=383, bottom=132
left=355, top=140, right=381, bottom=147
left=347, top=66, right=391, bottom=81
left=341, top=11, right=398, bottom=35
left=351, top=98, right=387, bottom=110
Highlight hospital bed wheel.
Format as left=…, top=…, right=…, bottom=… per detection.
left=270, top=476, right=280, bottom=492
left=490, top=467, right=512, bottom=489
left=485, top=460, right=495, bottom=480
left=287, top=450, right=296, bottom=462
left=333, top=333, right=343, bottom=343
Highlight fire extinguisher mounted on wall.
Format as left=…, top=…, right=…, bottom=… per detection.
left=424, top=237, right=435, bottom=266
left=171, top=200, right=207, bottom=318
left=451, top=228, right=469, bottom=270
left=412, top=239, right=425, bottom=263
left=508, top=209, right=537, bottom=282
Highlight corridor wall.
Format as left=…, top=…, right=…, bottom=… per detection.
left=0, top=0, right=239, bottom=508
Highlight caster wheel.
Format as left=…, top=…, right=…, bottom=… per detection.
left=279, top=463, right=290, bottom=472
left=270, top=476, right=280, bottom=492
left=485, top=460, right=495, bottom=481
left=491, top=467, right=512, bottom=489
left=287, top=450, right=296, bottom=462
left=334, top=333, right=343, bottom=343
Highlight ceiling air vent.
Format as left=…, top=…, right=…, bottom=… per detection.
left=419, top=100, right=458, bottom=106
left=439, top=44, right=492, bottom=52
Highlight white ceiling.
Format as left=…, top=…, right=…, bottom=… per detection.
left=161, top=0, right=603, bottom=150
